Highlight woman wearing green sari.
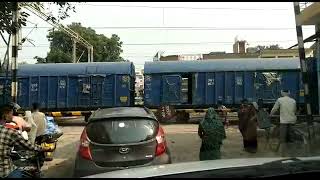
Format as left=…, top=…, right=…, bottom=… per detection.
left=198, top=108, right=226, bottom=161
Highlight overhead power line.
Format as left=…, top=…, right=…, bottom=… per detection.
left=71, top=3, right=290, bottom=11
left=22, top=26, right=300, bottom=31
left=123, top=40, right=297, bottom=46
left=0, top=40, right=297, bottom=48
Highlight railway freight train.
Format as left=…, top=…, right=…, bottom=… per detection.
left=0, top=58, right=318, bottom=121
left=0, top=62, right=135, bottom=119
left=143, top=58, right=319, bottom=119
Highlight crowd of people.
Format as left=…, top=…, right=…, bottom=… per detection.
left=198, top=89, right=297, bottom=161
left=0, top=102, right=48, bottom=178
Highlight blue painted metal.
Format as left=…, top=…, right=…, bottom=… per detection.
left=18, top=62, right=134, bottom=76
left=144, top=58, right=305, bottom=108
left=162, top=75, right=182, bottom=104
left=144, top=58, right=301, bottom=74
left=205, top=73, right=215, bottom=105
left=0, top=77, right=11, bottom=105
left=0, top=62, right=135, bottom=111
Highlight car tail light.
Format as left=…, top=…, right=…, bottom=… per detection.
left=79, top=129, right=92, bottom=160
left=155, top=126, right=166, bottom=156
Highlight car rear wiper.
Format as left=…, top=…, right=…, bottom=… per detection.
left=254, top=157, right=320, bottom=177
left=222, top=158, right=320, bottom=178
left=262, top=157, right=302, bottom=166
left=155, top=158, right=320, bottom=178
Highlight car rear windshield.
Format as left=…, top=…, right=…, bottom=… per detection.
left=86, top=118, right=159, bottom=144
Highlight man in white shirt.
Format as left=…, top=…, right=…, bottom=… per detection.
left=31, top=103, right=47, bottom=138
left=270, top=90, right=297, bottom=156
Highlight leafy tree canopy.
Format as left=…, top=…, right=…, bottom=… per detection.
left=35, top=22, right=124, bottom=63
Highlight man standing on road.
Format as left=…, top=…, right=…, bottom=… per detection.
left=270, top=90, right=297, bottom=157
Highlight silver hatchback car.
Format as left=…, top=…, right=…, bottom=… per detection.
left=73, top=107, right=171, bottom=177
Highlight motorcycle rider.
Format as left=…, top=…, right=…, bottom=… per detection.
left=0, top=105, right=46, bottom=178
left=31, top=103, right=47, bottom=139
left=9, top=103, right=31, bottom=132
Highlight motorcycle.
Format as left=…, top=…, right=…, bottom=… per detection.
left=10, top=134, right=59, bottom=178
left=35, top=133, right=62, bottom=161
left=6, top=112, right=63, bottom=162
left=10, top=149, right=45, bottom=178
left=41, top=116, right=63, bottom=161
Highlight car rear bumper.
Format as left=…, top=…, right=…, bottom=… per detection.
left=73, top=152, right=171, bottom=178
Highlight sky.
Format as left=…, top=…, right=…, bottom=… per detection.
left=0, top=2, right=316, bottom=70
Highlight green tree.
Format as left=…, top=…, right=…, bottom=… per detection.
left=256, top=44, right=282, bottom=51
left=0, top=2, right=76, bottom=34
left=36, top=22, right=124, bottom=63
left=0, top=2, right=77, bottom=69
left=267, top=44, right=282, bottom=50
left=247, top=44, right=282, bottom=53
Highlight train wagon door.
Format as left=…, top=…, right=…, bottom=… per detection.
left=255, top=72, right=281, bottom=103
left=90, top=75, right=104, bottom=107
left=162, top=75, right=182, bottom=104
left=17, top=78, right=29, bottom=108
left=78, top=76, right=91, bottom=108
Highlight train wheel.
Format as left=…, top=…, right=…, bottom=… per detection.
left=183, top=111, right=190, bottom=123
left=84, top=115, right=90, bottom=122
left=176, top=111, right=190, bottom=123
left=155, top=106, right=176, bottom=123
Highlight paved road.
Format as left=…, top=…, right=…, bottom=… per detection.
left=42, top=120, right=285, bottom=178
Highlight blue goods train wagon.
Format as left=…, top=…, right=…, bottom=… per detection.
left=144, top=58, right=305, bottom=109
left=0, top=62, right=135, bottom=111
left=0, top=77, right=12, bottom=106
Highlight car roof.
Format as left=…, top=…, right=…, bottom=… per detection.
left=84, top=156, right=320, bottom=178
left=89, top=107, right=157, bottom=121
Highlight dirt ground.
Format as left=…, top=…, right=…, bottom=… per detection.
left=41, top=121, right=284, bottom=178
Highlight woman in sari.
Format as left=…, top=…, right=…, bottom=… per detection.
left=238, top=99, right=258, bottom=153
left=198, top=108, right=226, bottom=161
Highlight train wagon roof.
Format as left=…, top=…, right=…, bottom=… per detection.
left=18, top=62, right=135, bottom=76
left=144, top=58, right=301, bottom=74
